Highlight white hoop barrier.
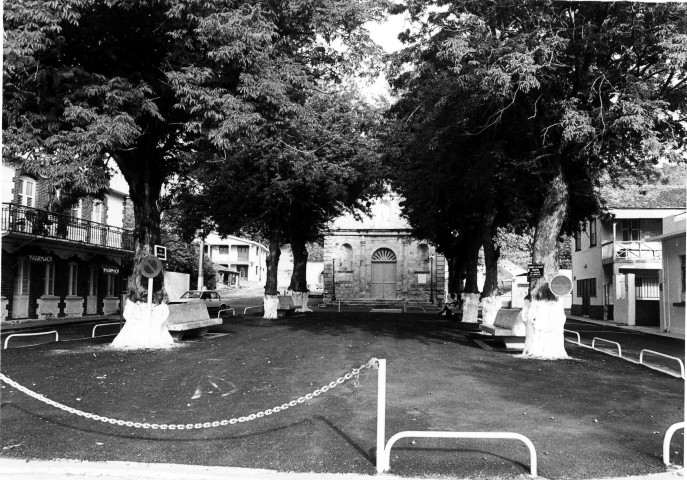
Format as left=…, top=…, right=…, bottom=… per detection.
left=217, top=308, right=235, bottom=318
left=563, top=329, right=581, bottom=346
left=374, top=359, right=538, bottom=477
left=592, top=337, right=622, bottom=357
left=4, top=331, right=59, bottom=349
left=663, top=422, right=685, bottom=466
left=640, top=350, right=685, bottom=379
left=379, top=431, right=538, bottom=476
left=92, top=323, right=122, bottom=338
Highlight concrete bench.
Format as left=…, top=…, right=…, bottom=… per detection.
left=479, top=309, right=526, bottom=349
left=277, top=295, right=297, bottom=317
left=166, top=301, right=222, bottom=341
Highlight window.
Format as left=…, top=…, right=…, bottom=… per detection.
left=106, top=274, right=116, bottom=297
left=238, top=265, right=248, bottom=278
left=219, top=246, right=229, bottom=255
left=17, top=176, right=36, bottom=207
left=68, top=263, right=79, bottom=296
left=589, top=218, right=597, bottom=247
left=237, top=246, right=249, bottom=261
left=621, top=219, right=640, bottom=242
left=71, top=200, right=82, bottom=219
left=44, top=263, right=55, bottom=296
left=14, top=258, right=30, bottom=295
left=88, top=266, right=98, bottom=296
left=574, top=231, right=581, bottom=251
left=91, top=200, right=102, bottom=223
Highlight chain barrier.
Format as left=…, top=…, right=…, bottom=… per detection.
left=0, top=358, right=378, bottom=431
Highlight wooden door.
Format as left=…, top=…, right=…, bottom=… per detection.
left=371, top=248, right=397, bottom=299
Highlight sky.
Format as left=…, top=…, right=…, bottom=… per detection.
left=360, top=14, right=409, bottom=100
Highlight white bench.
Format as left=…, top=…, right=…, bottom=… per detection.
left=479, top=309, right=526, bottom=349
left=277, top=295, right=297, bottom=317
left=166, top=301, right=222, bottom=341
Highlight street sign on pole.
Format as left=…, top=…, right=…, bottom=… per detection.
left=550, top=274, right=573, bottom=297
left=154, top=245, right=167, bottom=261
left=527, top=264, right=544, bottom=280
left=141, top=255, right=163, bottom=278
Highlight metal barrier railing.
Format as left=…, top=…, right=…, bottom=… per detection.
left=374, top=359, right=537, bottom=477
left=663, top=422, right=685, bottom=467
left=592, top=337, right=622, bottom=357
left=640, top=350, right=685, bottom=379
left=4, top=331, right=59, bottom=349
left=379, top=431, right=537, bottom=476
left=217, top=308, right=235, bottom=318
left=91, top=323, right=122, bottom=338
left=243, top=306, right=263, bottom=315
left=563, top=329, right=581, bottom=346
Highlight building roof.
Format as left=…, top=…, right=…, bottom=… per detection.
left=601, top=185, right=686, bottom=210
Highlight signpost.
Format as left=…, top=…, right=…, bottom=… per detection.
left=141, top=255, right=163, bottom=346
left=154, top=244, right=167, bottom=261
left=527, top=264, right=544, bottom=280
left=550, top=274, right=573, bottom=297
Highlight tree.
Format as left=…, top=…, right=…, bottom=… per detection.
left=386, top=1, right=686, bottom=358
left=4, top=0, right=386, bottom=339
left=175, top=87, right=383, bottom=317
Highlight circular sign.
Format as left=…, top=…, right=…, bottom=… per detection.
left=550, top=274, right=573, bottom=297
left=141, top=255, right=163, bottom=278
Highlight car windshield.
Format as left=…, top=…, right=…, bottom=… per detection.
left=181, top=291, right=203, bottom=299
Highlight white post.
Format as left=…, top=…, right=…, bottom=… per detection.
left=376, top=359, right=387, bottom=473
left=147, top=276, right=154, bottom=347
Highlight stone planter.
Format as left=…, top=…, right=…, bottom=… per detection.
left=37, top=295, right=60, bottom=319
left=63, top=296, right=84, bottom=317
left=103, top=297, right=120, bottom=315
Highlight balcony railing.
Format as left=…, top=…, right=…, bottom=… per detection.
left=602, top=240, right=662, bottom=262
left=2, top=203, right=134, bottom=251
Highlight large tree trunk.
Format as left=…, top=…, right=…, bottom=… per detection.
left=461, top=232, right=482, bottom=323
left=288, top=234, right=312, bottom=312
left=110, top=150, right=171, bottom=348
left=481, top=211, right=501, bottom=326
left=522, top=166, right=569, bottom=359
left=264, top=222, right=282, bottom=319
left=448, top=248, right=466, bottom=297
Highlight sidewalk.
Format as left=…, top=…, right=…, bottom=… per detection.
left=0, top=458, right=683, bottom=480
left=566, top=314, right=685, bottom=341
left=0, top=314, right=121, bottom=334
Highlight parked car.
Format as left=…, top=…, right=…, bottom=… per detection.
left=173, top=290, right=230, bottom=317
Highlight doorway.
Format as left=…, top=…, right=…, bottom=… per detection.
left=371, top=248, right=397, bottom=298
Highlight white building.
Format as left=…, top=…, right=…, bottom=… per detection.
left=571, top=185, right=684, bottom=327
left=648, top=212, right=686, bottom=335
left=202, top=233, right=268, bottom=284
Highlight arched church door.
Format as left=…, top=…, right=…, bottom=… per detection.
left=371, top=248, right=397, bottom=298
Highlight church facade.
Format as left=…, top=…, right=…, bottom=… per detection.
left=323, top=194, right=445, bottom=303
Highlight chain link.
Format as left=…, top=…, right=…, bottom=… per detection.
left=0, top=358, right=378, bottom=430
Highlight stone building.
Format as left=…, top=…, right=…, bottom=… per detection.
left=323, top=193, right=445, bottom=303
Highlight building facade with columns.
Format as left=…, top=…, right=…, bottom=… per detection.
left=323, top=194, right=445, bottom=303
left=1, top=159, right=133, bottom=321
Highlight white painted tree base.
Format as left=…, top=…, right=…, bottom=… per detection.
left=480, top=295, right=501, bottom=326
left=519, top=299, right=569, bottom=360
left=110, top=300, right=174, bottom=349
left=292, top=292, right=312, bottom=312
left=461, top=293, right=481, bottom=323
left=263, top=295, right=279, bottom=319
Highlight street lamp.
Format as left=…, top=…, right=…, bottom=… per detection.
left=429, top=255, right=434, bottom=304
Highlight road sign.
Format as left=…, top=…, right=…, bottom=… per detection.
left=550, top=274, right=573, bottom=297
left=141, top=255, right=163, bottom=278
left=527, top=264, right=544, bottom=279
left=154, top=244, right=167, bottom=261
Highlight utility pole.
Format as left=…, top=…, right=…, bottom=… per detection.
left=198, top=236, right=205, bottom=290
